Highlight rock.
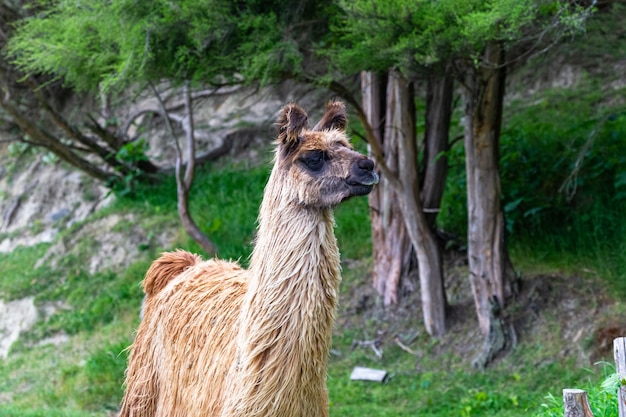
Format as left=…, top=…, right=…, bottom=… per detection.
left=0, top=229, right=58, bottom=254
left=0, top=297, right=38, bottom=359
left=34, top=213, right=174, bottom=273
left=47, top=208, right=71, bottom=223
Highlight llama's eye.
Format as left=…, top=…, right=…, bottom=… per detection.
left=301, top=151, right=327, bottom=171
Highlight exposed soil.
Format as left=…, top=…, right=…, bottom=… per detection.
left=336, top=251, right=621, bottom=370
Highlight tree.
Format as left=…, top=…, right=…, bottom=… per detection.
left=0, top=3, right=162, bottom=187
left=324, top=1, right=462, bottom=337
left=330, top=0, right=594, bottom=361
left=362, top=72, right=414, bottom=306
left=359, top=71, right=446, bottom=336
left=6, top=0, right=252, bottom=254
left=6, top=0, right=333, bottom=254
left=458, top=42, right=515, bottom=366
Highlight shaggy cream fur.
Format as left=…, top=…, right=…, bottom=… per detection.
left=119, top=101, right=378, bottom=417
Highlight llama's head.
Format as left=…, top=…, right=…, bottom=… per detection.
left=274, top=100, right=379, bottom=208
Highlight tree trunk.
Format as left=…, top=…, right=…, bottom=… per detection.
left=177, top=82, right=218, bottom=256
left=362, top=72, right=414, bottom=305
left=151, top=82, right=218, bottom=256
left=563, top=389, right=595, bottom=417
left=461, top=43, right=515, bottom=367
left=362, top=70, right=446, bottom=336
left=422, top=73, right=454, bottom=228
left=0, top=97, right=116, bottom=183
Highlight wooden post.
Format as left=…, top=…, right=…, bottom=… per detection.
left=563, top=389, right=594, bottom=417
left=615, top=337, right=626, bottom=417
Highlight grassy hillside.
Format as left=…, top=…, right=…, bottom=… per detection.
left=0, top=159, right=622, bottom=416
left=1, top=7, right=626, bottom=417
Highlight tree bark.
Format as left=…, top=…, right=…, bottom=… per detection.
left=150, top=82, right=218, bottom=256
left=29, top=83, right=137, bottom=177
left=361, top=70, right=446, bottom=336
left=0, top=96, right=115, bottom=183
left=422, top=73, right=454, bottom=228
left=362, top=72, right=414, bottom=305
left=177, top=82, right=218, bottom=256
left=460, top=43, right=515, bottom=366
left=563, top=389, right=595, bottom=417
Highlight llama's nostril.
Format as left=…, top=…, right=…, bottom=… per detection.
left=358, top=158, right=374, bottom=171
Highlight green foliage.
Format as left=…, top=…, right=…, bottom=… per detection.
left=6, top=0, right=331, bottom=92
left=327, top=0, right=592, bottom=76
left=437, top=4, right=626, bottom=291
left=500, top=85, right=626, bottom=226
left=6, top=141, right=30, bottom=158
left=498, top=80, right=626, bottom=293
left=556, top=3, right=626, bottom=76
left=108, top=139, right=151, bottom=196
left=7, top=0, right=240, bottom=92
left=436, top=138, right=467, bottom=237
left=72, top=341, right=130, bottom=411
left=115, top=139, right=149, bottom=166
left=535, top=365, right=618, bottom=417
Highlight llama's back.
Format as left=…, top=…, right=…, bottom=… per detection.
left=142, top=249, right=203, bottom=296
left=120, top=251, right=248, bottom=417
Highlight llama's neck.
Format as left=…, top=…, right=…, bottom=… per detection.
left=248, top=170, right=341, bottom=301
left=223, top=167, right=341, bottom=417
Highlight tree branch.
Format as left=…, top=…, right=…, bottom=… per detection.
left=0, top=93, right=115, bottom=183
left=325, top=78, right=402, bottom=191
left=25, top=76, right=132, bottom=175
left=150, top=82, right=218, bottom=256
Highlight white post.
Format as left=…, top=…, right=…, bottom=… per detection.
left=614, top=337, right=626, bottom=417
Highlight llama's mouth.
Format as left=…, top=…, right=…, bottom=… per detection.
left=346, top=172, right=379, bottom=196
left=349, top=184, right=374, bottom=196
left=346, top=172, right=379, bottom=187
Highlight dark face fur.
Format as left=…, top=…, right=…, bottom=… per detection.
left=276, top=101, right=379, bottom=208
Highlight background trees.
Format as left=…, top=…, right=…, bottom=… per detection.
left=4, top=0, right=596, bottom=364
left=327, top=0, right=594, bottom=363
left=2, top=3, right=626, bottom=415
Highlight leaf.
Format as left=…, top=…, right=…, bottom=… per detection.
left=504, top=197, right=523, bottom=213
left=614, top=171, right=626, bottom=188
left=524, top=206, right=544, bottom=218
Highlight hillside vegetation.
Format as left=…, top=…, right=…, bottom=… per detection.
left=1, top=7, right=626, bottom=417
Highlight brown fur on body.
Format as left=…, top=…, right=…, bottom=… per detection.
left=119, top=101, right=378, bottom=417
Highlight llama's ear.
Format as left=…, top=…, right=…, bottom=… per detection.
left=277, top=103, right=308, bottom=145
left=312, top=101, right=347, bottom=132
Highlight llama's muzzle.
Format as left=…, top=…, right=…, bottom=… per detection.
left=346, top=157, right=379, bottom=195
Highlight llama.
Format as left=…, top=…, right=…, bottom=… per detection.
left=119, top=101, right=379, bottom=417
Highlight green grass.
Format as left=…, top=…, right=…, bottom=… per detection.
left=0, top=160, right=379, bottom=416
left=0, top=314, right=134, bottom=416
left=0, top=243, right=52, bottom=300
left=0, top=407, right=100, bottom=417
left=0, top=156, right=621, bottom=416
left=535, top=365, right=619, bottom=417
